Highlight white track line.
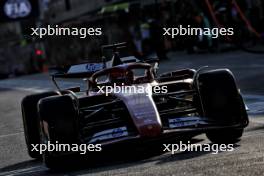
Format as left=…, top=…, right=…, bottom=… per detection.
left=0, top=132, right=24, bottom=139
left=0, top=166, right=47, bottom=176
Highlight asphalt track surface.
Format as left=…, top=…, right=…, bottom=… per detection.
left=0, top=51, right=264, bottom=176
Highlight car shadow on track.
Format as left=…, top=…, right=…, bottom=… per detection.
left=0, top=159, right=42, bottom=172
left=69, top=138, right=240, bottom=175
left=0, top=138, right=241, bottom=176
left=155, top=143, right=240, bottom=165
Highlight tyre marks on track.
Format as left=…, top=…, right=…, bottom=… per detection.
left=0, top=166, right=47, bottom=176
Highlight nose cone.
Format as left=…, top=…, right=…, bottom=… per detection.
left=114, top=84, right=162, bottom=138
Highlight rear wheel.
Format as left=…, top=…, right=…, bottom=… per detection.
left=197, top=69, right=248, bottom=143
left=38, top=95, right=79, bottom=169
left=21, top=91, right=57, bottom=158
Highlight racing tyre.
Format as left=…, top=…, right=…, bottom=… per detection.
left=206, top=128, right=244, bottom=144
left=197, top=69, right=248, bottom=143
left=38, top=95, right=79, bottom=169
left=21, top=91, right=57, bottom=158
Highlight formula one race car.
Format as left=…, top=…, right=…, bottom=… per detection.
left=21, top=42, right=248, bottom=168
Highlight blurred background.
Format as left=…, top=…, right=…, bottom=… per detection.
left=0, top=0, right=263, bottom=78
left=1, top=1, right=264, bottom=174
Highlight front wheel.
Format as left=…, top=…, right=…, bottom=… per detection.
left=206, top=128, right=244, bottom=144
left=38, top=95, right=79, bottom=169
left=197, top=69, right=248, bottom=143
left=21, top=91, right=57, bottom=158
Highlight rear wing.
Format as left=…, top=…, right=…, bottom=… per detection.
left=49, top=62, right=113, bottom=92
left=49, top=63, right=104, bottom=78
left=49, top=42, right=159, bottom=79
left=49, top=43, right=126, bottom=79
left=50, top=58, right=159, bottom=79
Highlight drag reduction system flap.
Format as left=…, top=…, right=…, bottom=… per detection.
left=49, top=42, right=159, bottom=79
left=49, top=62, right=107, bottom=79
